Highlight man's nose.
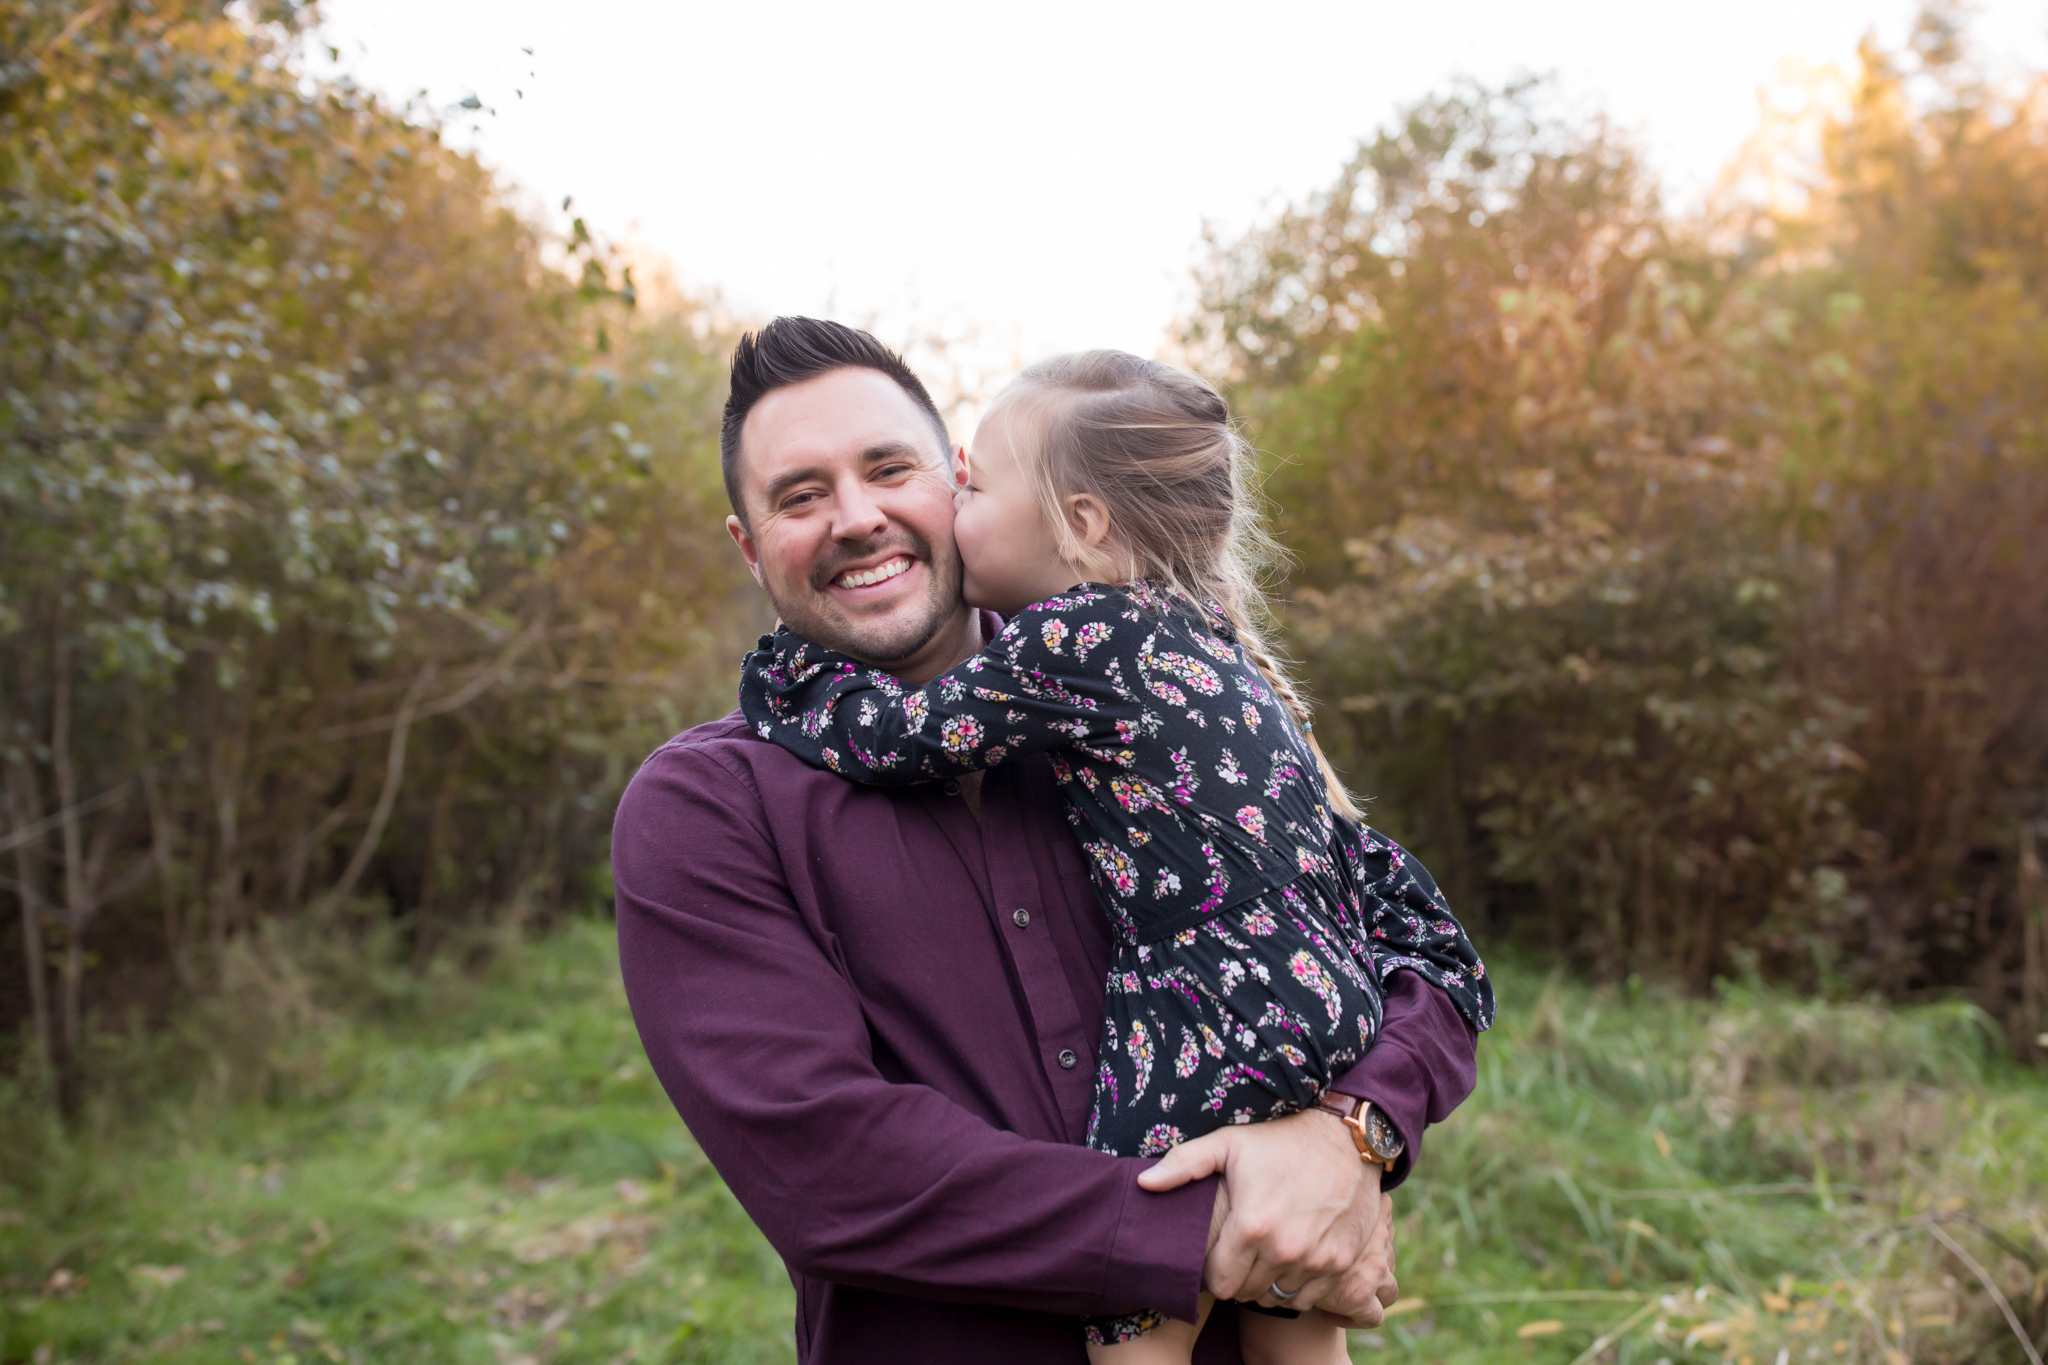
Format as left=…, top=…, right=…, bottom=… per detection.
left=831, top=478, right=889, bottom=542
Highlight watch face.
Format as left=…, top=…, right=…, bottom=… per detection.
left=1364, top=1107, right=1405, bottom=1159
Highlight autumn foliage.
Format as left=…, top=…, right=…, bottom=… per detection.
left=3, top=1, right=2045, bottom=1103
left=1191, top=17, right=2048, bottom=1047
left=0, top=0, right=752, bottom=1099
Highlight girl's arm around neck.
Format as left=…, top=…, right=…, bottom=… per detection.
left=737, top=586, right=1147, bottom=786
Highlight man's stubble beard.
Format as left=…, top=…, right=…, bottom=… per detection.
left=764, top=528, right=967, bottom=668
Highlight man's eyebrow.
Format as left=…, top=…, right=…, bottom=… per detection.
left=759, top=442, right=938, bottom=507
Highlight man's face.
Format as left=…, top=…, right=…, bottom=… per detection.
left=726, top=367, right=969, bottom=673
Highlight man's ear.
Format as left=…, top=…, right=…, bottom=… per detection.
left=1064, top=493, right=1113, bottom=549
left=726, top=514, right=765, bottom=587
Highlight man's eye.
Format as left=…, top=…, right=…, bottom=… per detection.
left=782, top=491, right=821, bottom=510
left=876, top=463, right=913, bottom=479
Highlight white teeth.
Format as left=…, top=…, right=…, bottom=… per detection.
left=838, top=556, right=910, bottom=589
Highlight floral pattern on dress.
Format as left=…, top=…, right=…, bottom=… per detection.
left=737, top=579, right=1496, bottom=1184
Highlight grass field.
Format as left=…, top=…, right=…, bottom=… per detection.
left=3, top=921, right=2044, bottom=1364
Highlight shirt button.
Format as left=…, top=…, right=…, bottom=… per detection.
left=1012, top=908, right=1031, bottom=928
left=942, top=779, right=962, bottom=796
left=1057, top=1049, right=1078, bottom=1070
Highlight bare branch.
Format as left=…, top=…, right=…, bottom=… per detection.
left=321, top=663, right=438, bottom=908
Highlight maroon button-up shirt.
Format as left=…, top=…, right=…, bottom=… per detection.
left=615, top=712, right=1478, bottom=1364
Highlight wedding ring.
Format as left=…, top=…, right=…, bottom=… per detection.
left=1270, top=1281, right=1300, bottom=1301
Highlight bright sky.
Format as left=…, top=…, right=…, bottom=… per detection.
left=313, top=0, right=2048, bottom=369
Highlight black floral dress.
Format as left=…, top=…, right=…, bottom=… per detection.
left=739, top=582, right=1493, bottom=1339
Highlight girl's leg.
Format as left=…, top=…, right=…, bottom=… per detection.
left=1238, top=1306, right=1351, bottom=1365
left=1085, top=1294, right=1212, bottom=1365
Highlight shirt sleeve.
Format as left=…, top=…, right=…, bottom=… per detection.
left=1343, top=826, right=1497, bottom=1036
left=737, top=591, right=1145, bottom=785
left=1326, top=971, right=1479, bottom=1191
left=612, top=739, right=1213, bottom=1320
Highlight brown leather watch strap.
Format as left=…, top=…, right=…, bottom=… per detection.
left=1313, top=1092, right=1397, bottom=1172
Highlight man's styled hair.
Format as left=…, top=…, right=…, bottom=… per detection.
left=720, top=317, right=951, bottom=524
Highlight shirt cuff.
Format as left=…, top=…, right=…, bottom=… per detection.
left=1098, top=1160, right=1215, bottom=1322
left=1329, top=970, right=1481, bottom=1191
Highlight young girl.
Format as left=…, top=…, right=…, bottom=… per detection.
left=739, top=352, right=1492, bottom=1363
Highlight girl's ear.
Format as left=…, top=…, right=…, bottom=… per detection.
left=1064, top=492, right=1113, bottom=549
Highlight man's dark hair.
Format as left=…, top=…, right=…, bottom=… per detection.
left=720, top=317, right=951, bottom=524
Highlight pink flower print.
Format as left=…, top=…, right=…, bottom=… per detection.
left=1040, top=618, right=1069, bottom=654
left=940, top=715, right=983, bottom=759
left=1358, top=1014, right=1376, bottom=1049
left=1265, top=748, right=1303, bottom=800
left=1018, top=667, right=1095, bottom=710
left=1289, top=949, right=1343, bottom=1028
left=1076, top=620, right=1113, bottom=661
left=1241, top=701, right=1262, bottom=733
left=822, top=747, right=842, bottom=773
left=856, top=698, right=878, bottom=728
left=1258, top=1000, right=1309, bottom=1039
left=1128, top=1020, right=1155, bottom=1099
left=1240, top=904, right=1278, bottom=937
left=1152, top=870, right=1182, bottom=899
left=1168, top=748, right=1200, bottom=804
left=983, top=745, right=1009, bottom=767
left=1175, top=1029, right=1201, bottom=1079
left=1086, top=842, right=1139, bottom=898
left=1276, top=1043, right=1307, bottom=1068
left=902, top=691, right=930, bottom=734
left=1218, top=958, right=1245, bottom=994
left=1097, top=1063, right=1118, bottom=1107
left=1140, top=1124, right=1186, bottom=1156
left=1195, top=841, right=1228, bottom=915
left=1236, top=806, right=1268, bottom=844
left=1217, top=750, right=1247, bottom=785
left=1150, top=650, right=1225, bottom=696
left=1199, top=1024, right=1227, bottom=1058
left=1202, top=1063, right=1271, bottom=1113
left=1109, top=775, right=1166, bottom=814
left=1126, top=826, right=1152, bottom=846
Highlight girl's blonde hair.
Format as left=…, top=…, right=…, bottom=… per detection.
left=986, top=350, right=1364, bottom=823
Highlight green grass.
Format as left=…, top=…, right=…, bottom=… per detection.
left=0, top=923, right=791, bottom=1364
left=3, top=926, right=2044, bottom=1364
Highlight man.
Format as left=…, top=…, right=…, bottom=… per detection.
left=613, top=318, right=1479, bottom=1362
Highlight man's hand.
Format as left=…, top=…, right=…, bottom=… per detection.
left=1139, top=1108, right=1392, bottom=1315
left=1319, top=1190, right=1398, bottom=1327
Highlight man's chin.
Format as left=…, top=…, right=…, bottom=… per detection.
left=774, top=592, right=961, bottom=669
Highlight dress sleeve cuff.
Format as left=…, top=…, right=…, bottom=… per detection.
left=1098, top=1161, right=1214, bottom=1322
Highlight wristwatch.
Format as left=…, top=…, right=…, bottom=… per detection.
left=1313, top=1092, right=1405, bottom=1172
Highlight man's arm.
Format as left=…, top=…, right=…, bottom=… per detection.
left=1142, top=970, right=1480, bottom=1319
left=1328, top=969, right=1481, bottom=1188
left=613, top=739, right=1212, bottom=1321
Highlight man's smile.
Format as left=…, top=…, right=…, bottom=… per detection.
left=831, top=554, right=917, bottom=594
